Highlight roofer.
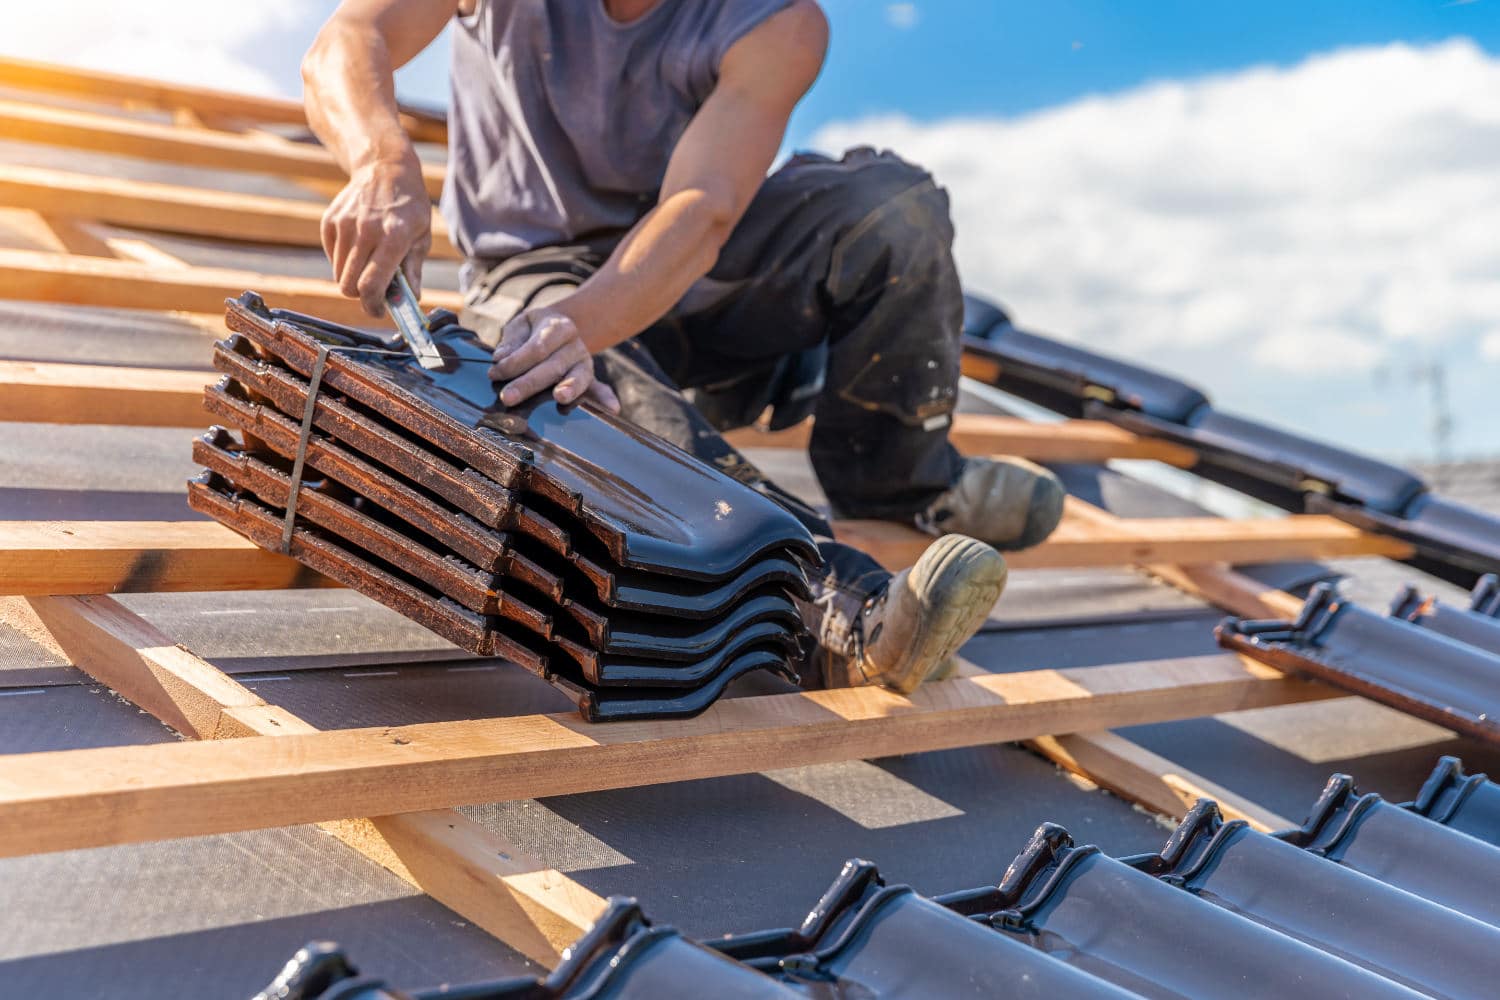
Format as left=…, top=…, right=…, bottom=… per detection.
left=301, top=0, right=1066, bottom=691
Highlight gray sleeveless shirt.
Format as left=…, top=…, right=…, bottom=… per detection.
left=441, top=0, right=790, bottom=286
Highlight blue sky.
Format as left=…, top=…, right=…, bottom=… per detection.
left=383, top=1, right=1500, bottom=148
left=786, top=1, right=1497, bottom=145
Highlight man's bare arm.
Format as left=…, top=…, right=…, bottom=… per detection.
left=302, top=0, right=462, bottom=315
left=490, top=0, right=829, bottom=409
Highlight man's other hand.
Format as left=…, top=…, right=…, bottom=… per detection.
left=321, top=153, right=432, bottom=317
left=488, top=306, right=621, bottom=413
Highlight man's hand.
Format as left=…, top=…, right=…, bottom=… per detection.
left=488, top=306, right=622, bottom=412
left=321, top=153, right=432, bottom=317
left=303, top=0, right=455, bottom=316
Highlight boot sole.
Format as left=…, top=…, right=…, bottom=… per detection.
left=885, top=535, right=1008, bottom=693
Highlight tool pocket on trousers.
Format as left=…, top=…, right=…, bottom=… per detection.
left=836, top=349, right=958, bottom=429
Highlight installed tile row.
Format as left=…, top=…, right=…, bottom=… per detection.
left=190, top=293, right=818, bottom=721
left=255, top=757, right=1500, bottom=999
left=961, top=293, right=1500, bottom=588
left=1220, top=573, right=1500, bottom=744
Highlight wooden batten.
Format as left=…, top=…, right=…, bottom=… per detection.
left=837, top=513, right=1411, bottom=572
left=729, top=413, right=1197, bottom=467
left=0, top=360, right=207, bottom=427
left=0, top=164, right=460, bottom=258
left=0, top=56, right=446, bottom=142
left=0, top=248, right=462, bottom=327
left=1030, top=731, right=1293, bottom=832
left=0, top=520, right=336, bottom=595
left=0, top=651, right=1333, bottom=858
left=0, top=100, right=444, bottom=198
left=0, top=513, right=1409, bottom=595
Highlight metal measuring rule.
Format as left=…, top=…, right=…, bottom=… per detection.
left=384, top=270, right=444, bottom=370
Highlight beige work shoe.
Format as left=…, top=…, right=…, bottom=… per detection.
left=916, top=457, right=1065, bottom=551
left=832, top=534, right=1007, bottom=693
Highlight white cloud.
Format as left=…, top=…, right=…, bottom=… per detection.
left=812, top=40, right=1500, bottom=456
left=1483, top=332, right=1500, bottom=361
left=1253, top=328, right=1385, bottom=374
left=885, top=4, right=920, bottom=31
left=0, top=0, right=317, bottom=97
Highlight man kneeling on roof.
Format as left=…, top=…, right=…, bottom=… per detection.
left=302, top=0, right=1065, bottom=691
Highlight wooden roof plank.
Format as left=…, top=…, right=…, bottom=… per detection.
left=0, top=247, right=462, bottom=327
left=728, top=413, right=1198, bottom=467
left=0, top=360, right=207, bottom=427
left=0, top=99, right=445, bottom=198
left=0, top=650, right=1333, bottom=859
left=0, top=164, right=460, bottom=258
left=0, top=520, right=335, bottom=594
left=835, top=513, right=1412, bottom=572
left=0, top=513, right=1410, bottom=596
left=0, top=56, right=446, bottom=143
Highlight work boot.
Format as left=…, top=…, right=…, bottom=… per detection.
left=830, top=534, right=1007, bottom=693
left=916, top=457, right=1065, bottom=551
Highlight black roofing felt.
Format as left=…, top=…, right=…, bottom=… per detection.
left=254, top=758, right=1500, bottom=1000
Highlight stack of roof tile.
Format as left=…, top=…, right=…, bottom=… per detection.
left=257, top=756, right=1500, bottom=1000
left=960, top=293, right=1500, bottom=587
left=189, top=293, right=818, bottom=722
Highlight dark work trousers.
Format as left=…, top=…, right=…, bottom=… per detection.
left=461, top=148, right=968, bottom=683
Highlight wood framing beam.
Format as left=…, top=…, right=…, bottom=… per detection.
left=0, top=100, right=444, bottom=198
left=836, top=513, right=1412, bottom=572
left=728, top=414, right=1197, bottom=467
left=0, top=56, right=446, bottom=143
left=0, top=651, right=1333, bottom=858
left=26, top=213, right=115, bottom=257
left=0, top=248, right=462, bottom=328
left=959, top=351, right=1001, bottom=383
left=20, top=595, right=263, bottom=740
left=0, top=514, right=1408, bottom=596
left=1144, top=562, right=1307, bottom=620
left=0, top=165, right=460, bottom=259
left=0, top=521, right=334, bottom=595
left=1029, top=731, right=1293, bottom=832
left=104, top=235, right=192, bottom=270
left=0, top=360, right=206, bottom=427
left=13, top=595, right=602, bottom=964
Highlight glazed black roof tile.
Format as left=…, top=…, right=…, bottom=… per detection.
left=1217, top=582, right=1500, bottom=743
left=1410, top=756, right=1500, bottom=845
left=1282, top=771, right=1500, bottom=929
left=1390, top=574, right=1500, bottom=657
left=961, top=292, right=1500, bottom=587
left=955, top=825, right=1422, bottom=1000
left=1139, top=801, right=1500, bottom=996
left=959, top=296, right=1211, bottom=424
left=262, top=759, right=1500, bottom=1000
